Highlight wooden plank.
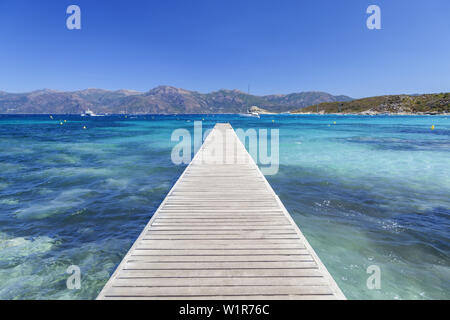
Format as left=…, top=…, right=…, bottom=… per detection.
left=144, top=230, right=297, bottom=235
left=135, top=244, right=307, bottom=250
left=157, top=211, right=284, bottom=214
left=110, top=277, right=327, bottom=287
left=154, top=216, right=285, bottom=220
left=123, top=261, right=318, bottom=270
left=149, top=226, right=296, bottom=231
left=116, top=269, right=324, bottom=278
left=104, top=295, right=336, bottom=300
left=103, top=285, right=334, bottom=297
left=129, top=249, right=309, bottom=256
left=97, top=123, right=345, bottom=300
left=139, top=239, right=302, bottom=244
left=142, top=234, right=300, bottom=240
left=127, top=255, right=313, bottom=262
left=152, top=220, right=290, bottom=225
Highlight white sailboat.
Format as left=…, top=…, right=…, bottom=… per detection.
left=247, top=106, right=260, bottom=118
left=240, top=84, right=260, bottom=118
left=81, top=108, right=104, bottom=117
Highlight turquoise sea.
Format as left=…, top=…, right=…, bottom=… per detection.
left=0, top=114, right=448, bottom=299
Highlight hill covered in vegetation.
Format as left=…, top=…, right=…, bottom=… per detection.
left=292, top=93, right=450, bottom=115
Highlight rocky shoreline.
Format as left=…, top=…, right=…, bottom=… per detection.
left=291, top=93, right=450, bottom=115
left=292, top=111, right=450, bottom=115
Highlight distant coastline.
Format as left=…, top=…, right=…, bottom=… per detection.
left=290, top=111, right=450, bottom=116
left=291, top=93, right=449, bottom=115
left=1, top=88, right=448, bottom=115
left=0, top=86, right=352, bottom=115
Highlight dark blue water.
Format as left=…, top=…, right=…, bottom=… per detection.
left=0, top=114, right=449, bottom=299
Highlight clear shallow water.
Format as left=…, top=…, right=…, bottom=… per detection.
left=0, top=114, right=448, bottom=299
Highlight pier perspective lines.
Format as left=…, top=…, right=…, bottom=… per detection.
left=98, top=123, right=345, bottom=300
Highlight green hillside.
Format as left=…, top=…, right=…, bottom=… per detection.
left=292, top=93, right=450, bottom=114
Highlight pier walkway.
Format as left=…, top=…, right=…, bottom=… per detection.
left=98, top=123, right=345, bottom=300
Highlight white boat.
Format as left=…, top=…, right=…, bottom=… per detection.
left=81, top=109, right=104, bottom=117
left=247, top=106, right=260, bottom=118
left=244, top=85, right=260, bottom=118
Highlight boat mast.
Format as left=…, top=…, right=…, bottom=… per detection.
left=247, top=83, right=250, bottom=113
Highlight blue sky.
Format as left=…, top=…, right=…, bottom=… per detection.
left=0, top=0, right=449, bottom=98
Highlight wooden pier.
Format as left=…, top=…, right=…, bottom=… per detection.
left=98, top=123, right=345, bottom=300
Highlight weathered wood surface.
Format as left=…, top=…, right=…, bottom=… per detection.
left=98, top=123, right=345, bottom=300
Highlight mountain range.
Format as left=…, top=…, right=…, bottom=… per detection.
left=0, top=86, right=352, bottom=114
